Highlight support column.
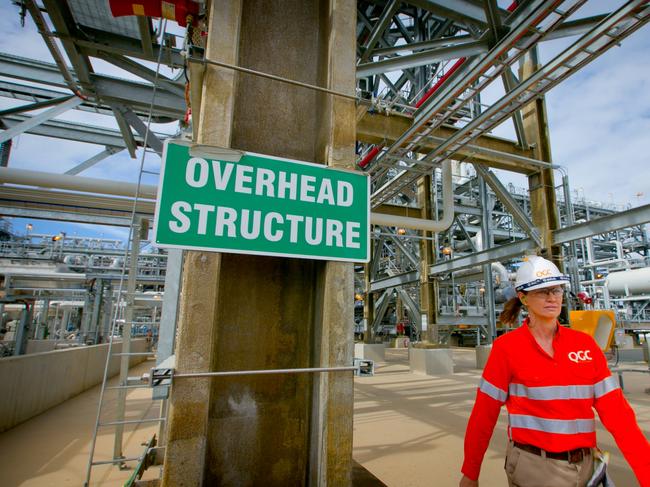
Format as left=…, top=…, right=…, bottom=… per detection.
left=418, top=175, right=438, bottom=343
left=40, top=298, right=50, bottom=339
left=520, top=49, right=566, bottom=321
left=101, top=282, right=112, bottom=342
left=13, top=303, right=33, bottom=356
left=79, top=290, right=93, bottom=344
left=90, top=279, right=103, bottom=344
left=520, top=50, right=561, bottom=262
left=363, top=263, right=375, bottom=343
left=61, top=307, right=71, bottom=337
left=162, top=1, right=355, bottom=486
left=479, top=176, right=496, bottom=342
left=113, top=218, right=142, bottom=460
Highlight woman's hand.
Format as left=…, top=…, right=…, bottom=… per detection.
left=459, top=475, right=478, bottom=487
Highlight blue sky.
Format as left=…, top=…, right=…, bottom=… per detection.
left=0, top=1, right=648, bottom=241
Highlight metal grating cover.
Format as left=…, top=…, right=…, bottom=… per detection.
left=67, top=0, right=142, bottom=39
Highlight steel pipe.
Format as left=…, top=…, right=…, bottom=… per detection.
left=370, top=160, right=453, bottom=232
left=0, top=167, right=157, bottom=200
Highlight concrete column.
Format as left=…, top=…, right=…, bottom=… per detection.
left=418, top=175, right=438, bottom=343
left=162, top=1, right=355, bottom=486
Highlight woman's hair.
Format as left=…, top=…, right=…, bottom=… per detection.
left=500, top=296, right=524, bottom=325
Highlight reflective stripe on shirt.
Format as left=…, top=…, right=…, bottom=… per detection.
left=479, top=378, right=508, bottom=402
left=509, top=414, right=595, bottom=434
left=594, top=375, right=620, bottom=398
left=509, top=383, right=594, bottom=400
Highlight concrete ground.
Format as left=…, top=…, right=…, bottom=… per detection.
left=0, top=349, right=647, bottom=486
left=0, top=359, right=161, bottom=486
left=353, top=348, right=648, bottom=487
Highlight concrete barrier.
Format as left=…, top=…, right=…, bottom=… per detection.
left=410, top=348, right=454, bottom=375
left=25, top=339, right=60, bottom=354
left=354, top=343, right=386, bottom=363
left=0, top=339, right=148, bottom=432
left=475, top=344, right=492, bottom=369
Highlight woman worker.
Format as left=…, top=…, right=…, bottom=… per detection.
left=459, top=256, right=650, bottom=487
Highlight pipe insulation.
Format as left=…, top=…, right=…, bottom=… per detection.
left=2, top=164, right=455, bottom=234
left=369, top=160, right=454, bottom=232
left=0, top=167, right=158, bottom=200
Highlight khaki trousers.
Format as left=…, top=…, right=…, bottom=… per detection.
left=505, top=441, right=594, bottom=487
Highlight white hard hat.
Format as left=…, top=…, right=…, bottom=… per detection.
left=514, top=255, right=570, bottom=292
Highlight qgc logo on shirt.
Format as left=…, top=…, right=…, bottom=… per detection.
left=568, top=350, right=592, bottom=363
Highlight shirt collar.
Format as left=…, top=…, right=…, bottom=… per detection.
left=522, top=317, right=562, bottom=342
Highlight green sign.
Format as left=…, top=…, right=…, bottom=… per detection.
left=153, top=141, right=369, bottom=262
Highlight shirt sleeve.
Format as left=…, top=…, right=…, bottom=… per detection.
left=461, top=339, right=511, bottom=480
left=592, top=344, right=650, bottom=486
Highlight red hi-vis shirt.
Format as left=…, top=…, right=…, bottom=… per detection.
left=461, top=320, right=650, bottom=485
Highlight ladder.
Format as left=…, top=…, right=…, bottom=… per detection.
left=83, top=18, right=180, bottom=487
left=367, top=1, right=650, bottom=208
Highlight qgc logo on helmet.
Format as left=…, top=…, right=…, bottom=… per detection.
left=568, top=350, right=592, bottom=363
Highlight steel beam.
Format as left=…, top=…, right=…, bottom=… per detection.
left=428, top=238, right=536, bottom=276
left=0, top=96, right=83, bottom=144
left=553, top=204, right=650, bottom=245
left=0, top=80, right=110, bottom=116
left=41, top=0, right=94, bottom=87
left=0, top=94, right=77, bottom=117
left=73, top=27, right=185, bottom=67
left=64, top=148, right=124, bottom=175
left=356, top=108, right=545, bottom=174
left=0, top=54, right=184, bottom=120
left=371, top=15, right=608, bottom=58
left=356, top=40, right=487, bottom=78
left=473, top=163, right=542, bottom=246
left=369, top=270, right=420, bottom=292
left=153, top=248, right=183, bottom=400
left=111, top=106, right=138, bottom=158
left=385, top=230, right=420, bottom=268
left=112, top=105, right=164, bottom=155
left=137, top=17, right=155, bottom=58
left=0, top=187, right=155, bottom=217
left=408, top=0, right=507, bottom=25
left=0, top=206, right=133, bottom=227
left=0, top=114, right=167, bottom=148
left=359, top=0, right=401, bottom=63
left=98, top=52, right=185, bottom=98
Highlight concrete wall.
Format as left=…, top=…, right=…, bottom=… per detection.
left=25, top=339, right=59, bottom=354
left=0, top=339, right=148, bottom=432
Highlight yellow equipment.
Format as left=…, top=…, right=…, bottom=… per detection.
left=569, top=310, right=616, bottom=351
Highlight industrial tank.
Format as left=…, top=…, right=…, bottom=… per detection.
left=605, top=267, right=650, bottom=295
